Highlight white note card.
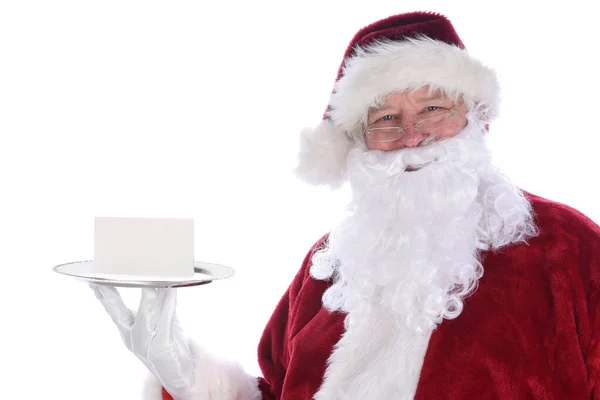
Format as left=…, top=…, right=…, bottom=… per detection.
left=94, top=217, right=195, bottom=277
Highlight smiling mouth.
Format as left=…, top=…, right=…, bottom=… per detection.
left=418, top=135, right=436, bottom=147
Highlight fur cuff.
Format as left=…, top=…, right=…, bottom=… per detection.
left=141, top=373, right=164, bottom=400
left=294, top=119, right=352, bottom=189
left=141, top=341, right=262, bottom=400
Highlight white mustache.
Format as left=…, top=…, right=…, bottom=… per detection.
left=350, top=122, right=488, bottom=179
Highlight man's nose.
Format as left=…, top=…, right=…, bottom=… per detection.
left=401, top=127, right=428, bottom=148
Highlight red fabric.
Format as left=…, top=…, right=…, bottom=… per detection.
left=339, top=12, right=465, bottom=74
left=254, top=192, right=600, bottom=399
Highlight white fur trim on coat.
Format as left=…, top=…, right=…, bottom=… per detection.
left=141, top=341, right=262, bottom=400
left=314, top=306, right=433, bottom=399
left=295, top=36, right=500, bottom=188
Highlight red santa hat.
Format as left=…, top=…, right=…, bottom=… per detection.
left=295, top=11, right=500, bottom=188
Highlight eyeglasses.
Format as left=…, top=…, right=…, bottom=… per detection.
left=365, top=108, right=461, bottom=143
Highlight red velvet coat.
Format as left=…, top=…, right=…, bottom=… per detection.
left=163, top=193, right=600, bottom=399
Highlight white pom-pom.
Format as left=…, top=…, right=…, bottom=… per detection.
left=294, top=120, right=352, bottom=189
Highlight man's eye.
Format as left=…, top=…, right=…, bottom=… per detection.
left=380, top=115, right=393, bottom=121
left=426, top=106, right=439, bottom=112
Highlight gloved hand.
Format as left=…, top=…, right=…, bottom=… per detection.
left=90, top=285, right=196, bottom=400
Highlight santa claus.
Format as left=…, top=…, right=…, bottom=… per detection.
left=91, top=11, right=600, bottom=399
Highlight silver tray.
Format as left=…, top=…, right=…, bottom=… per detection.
left=53, top=260, right=234, bottom=288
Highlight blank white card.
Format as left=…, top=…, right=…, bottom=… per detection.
left=93, top=217, right=195, bottom=277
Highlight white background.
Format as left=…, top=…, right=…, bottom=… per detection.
left=1, top=1, right=599, bottom=399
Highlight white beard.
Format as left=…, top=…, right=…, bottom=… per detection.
left=310, top=117, right=537, bottom=399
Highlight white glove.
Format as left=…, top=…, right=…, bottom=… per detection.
left=91, top=285, right=196, bottom=400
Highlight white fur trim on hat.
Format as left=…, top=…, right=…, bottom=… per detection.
left=295, top=119, right=352, bottom=189
left=330, top=36, right=500, bottom=133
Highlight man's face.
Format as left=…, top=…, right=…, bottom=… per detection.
left=365, top=86, right=468, bottom=151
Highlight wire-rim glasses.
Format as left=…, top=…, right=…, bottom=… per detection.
left=365, top=108, right=461, bottom=143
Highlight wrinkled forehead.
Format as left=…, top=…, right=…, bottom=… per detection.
left=371, top=86, right=461, bottom=110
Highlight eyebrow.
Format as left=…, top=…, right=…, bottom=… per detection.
left=415, top=94, right=446, bottom=102
left=370, top=106, right=396, bottom=114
